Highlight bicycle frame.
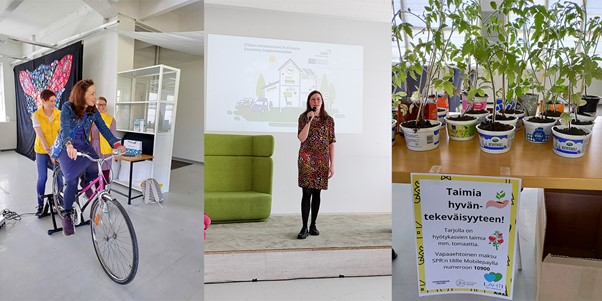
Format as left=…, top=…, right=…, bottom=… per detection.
left=58, top=151, right=139, bottom=284
left=75, top=151, right=119, bottom=213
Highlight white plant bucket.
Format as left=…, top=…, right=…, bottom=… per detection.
left=523, top=117, right=556, bottom=143
left=552, top=126, right=592, bottom=158
left=400, top=121, right=442, bottom=151
left=570, top=120, right=595, bottom=132
left=476, top=124, right=516, bottom=154
left=445, top=116, right=478, bottom=141
left=575, top=112, right=597, bottom=123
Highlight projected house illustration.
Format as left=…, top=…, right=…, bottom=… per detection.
left=234, top=58, right=335, bottom=123
left=206, top=34, right=363, bottom=133
left=271, top=59, right=318, bottom=109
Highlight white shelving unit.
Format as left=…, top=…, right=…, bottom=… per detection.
left=114, top=65, right=180, bottom=192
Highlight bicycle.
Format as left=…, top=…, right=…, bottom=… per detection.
left=48, top=151, right=139, bottom=284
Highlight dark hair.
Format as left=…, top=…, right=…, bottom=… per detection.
left=98, top=96, right=108, bottom=104
left=40, top=89, right=56, bottom=102
left=304, top=90, right=329, bottom=119
left=69, top=79, right=97, bottom=119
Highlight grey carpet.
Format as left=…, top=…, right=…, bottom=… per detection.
left=205, top=214, right=392, bottom=252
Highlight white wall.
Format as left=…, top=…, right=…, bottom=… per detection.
left=0, top=58, right=17, bottom=149
left=205, top=3, right=391, bottom=214
left=83, top=31, right=120, bottom=116
left=159, top=49, right=204, bottom=162
left=133, top=45, right=204, bottom=162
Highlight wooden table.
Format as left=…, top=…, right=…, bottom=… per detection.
left=114, top=154, right=154, bottom=204
left=392, top=117, right=602, bottom=190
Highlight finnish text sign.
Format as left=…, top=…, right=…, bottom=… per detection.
left=411, top=173, right=521, bottom=299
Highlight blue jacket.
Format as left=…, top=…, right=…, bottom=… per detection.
left=58, top=102, right=120, bottom=149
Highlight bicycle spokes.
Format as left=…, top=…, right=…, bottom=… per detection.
left=91, top=198, right=138, bottom=284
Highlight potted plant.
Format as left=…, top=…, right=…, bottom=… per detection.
left=393, top=0, right=464, bottom=151
left=511, top=2, right=558, bottom=143
left=442, top=0, right=484, bottom=141
left=577, top=6, right=602, bottom=118
left=548, top=1, right=595, bottom=158
left=570, top=5, right=602, bottom=126
left=469, top=0, right=517, bottom=154
left=391, top=1, right=420, bottom=144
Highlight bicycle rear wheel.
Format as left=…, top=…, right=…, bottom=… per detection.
left=52, top=169, right=64, bottom=217
left=90, top=194, right=139, bottom=284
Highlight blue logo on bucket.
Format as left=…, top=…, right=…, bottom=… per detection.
left=529, top=127, right=549, bottom=142
left=553, top=135, right=584, bottom=154
left=480, top=133, right=509, bottom=150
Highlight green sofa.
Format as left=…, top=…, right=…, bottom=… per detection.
left=204, top=134, right=274, bottom=223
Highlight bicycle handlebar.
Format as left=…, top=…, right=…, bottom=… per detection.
left=76, top=150, right=125, bottom=163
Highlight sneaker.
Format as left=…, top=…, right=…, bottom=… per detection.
left=62, top=212, right=75, bottom=236
left=309, top=225, right=320, bottom=236
left=297, top=227, right=308, bottom=239
left=35, top=205, right=43, bottom=217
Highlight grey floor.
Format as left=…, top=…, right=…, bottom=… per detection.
left=0, top=150, right=203, bottom=300
left=392, top=183, right=538, bottom=301
left=205, top=276, right=392, bottom=301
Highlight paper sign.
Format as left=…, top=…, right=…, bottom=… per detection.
left=411, top=173, right=521, bottom=299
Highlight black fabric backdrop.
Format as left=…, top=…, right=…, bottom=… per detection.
left=14, top=42, right=83, bottom=161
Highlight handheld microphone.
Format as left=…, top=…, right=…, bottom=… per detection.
left=309, top=107, right=317, bottom=121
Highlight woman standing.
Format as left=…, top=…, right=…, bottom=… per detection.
left=297, top=90, right=336, bottom=239
left=54, top=79, right=125, bottom=236
left=90, top=96, right=117, bottom=183
left=32, top=89, right=62, bottom=216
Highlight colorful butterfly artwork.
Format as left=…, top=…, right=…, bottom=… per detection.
left=19, top=54, right=73, bottom=115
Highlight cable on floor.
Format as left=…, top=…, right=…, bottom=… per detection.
left=1, top=209, right=32, bottom=221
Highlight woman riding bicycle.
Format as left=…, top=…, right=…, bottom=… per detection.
left=52, top=79, right=125, bottom=236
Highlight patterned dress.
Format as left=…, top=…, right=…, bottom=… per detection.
left=298, top=113, right=336, bottom=190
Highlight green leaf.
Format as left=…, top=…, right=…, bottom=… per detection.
left=560, top=112, right=572, bottom=126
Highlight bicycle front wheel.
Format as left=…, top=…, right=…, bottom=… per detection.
left=90, top=194, right=139, bottom=284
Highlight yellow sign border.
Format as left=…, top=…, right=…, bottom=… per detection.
left=412, top=173, right=521, bottom=299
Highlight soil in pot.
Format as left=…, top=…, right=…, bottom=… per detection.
left=553, top=126, right=589, bottom=136
left=504, top=109, right=524, bottom=114
left=528, top=116, right=556, bottom=123
left=466, top=109, right=489, bottom=115
left=571, top=119, right=594, bottom=126
left=543, top=110, right=562, bottom=118
left=478, top=120, right=514, bottom=132
left=401, top=119, right=439, bottom=129
left=488, top=114, right=516, bottom=121
left=447, top=115, right=476, bottom=121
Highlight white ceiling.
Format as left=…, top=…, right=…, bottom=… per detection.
left=0, top=0, right=203, bottom=60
